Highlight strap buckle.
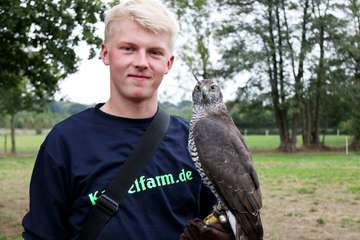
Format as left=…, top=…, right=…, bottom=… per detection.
left=96, top=194, right=119, bottom=216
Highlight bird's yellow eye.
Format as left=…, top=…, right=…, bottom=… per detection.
left=210, top=85, right=216, bottom=91
left=195, top=85, right=200, bottom=91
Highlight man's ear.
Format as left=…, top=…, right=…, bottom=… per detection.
left=165, top=56, right=175, bottom=74
left=101, top=43, right=110, bottom=65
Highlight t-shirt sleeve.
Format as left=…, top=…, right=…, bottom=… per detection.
left=22, top=144, right=70, bottom=239
left=198, top=184, right=217, bottom=219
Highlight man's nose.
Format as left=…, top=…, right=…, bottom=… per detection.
left=133, top=50, right=149, bottom=70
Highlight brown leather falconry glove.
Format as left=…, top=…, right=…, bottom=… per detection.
left=179, top=209, right=235, bottom=240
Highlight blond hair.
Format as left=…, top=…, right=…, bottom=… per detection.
left=104, top=0, right=178, bottom=51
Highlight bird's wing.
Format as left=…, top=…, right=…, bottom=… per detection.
left=193, top=115, right=262, bottom=236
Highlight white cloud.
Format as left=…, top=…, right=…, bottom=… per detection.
left=56, top=58, right=110, bottom=105
left=56, top=54, right=243, bottom=105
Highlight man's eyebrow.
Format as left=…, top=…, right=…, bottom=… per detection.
left=148, top=47, right=166, bottom=52
left=117, top=41, right=136, bottom=46
left=117, top=42, right=166, bottom=50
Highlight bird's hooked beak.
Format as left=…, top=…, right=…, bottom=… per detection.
left=201, top=87, right=210, bottom=104
left=201, top=90, right=207, bottom=102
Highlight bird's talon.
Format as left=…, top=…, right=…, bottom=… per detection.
left=204, top=212, right=218, bottom=225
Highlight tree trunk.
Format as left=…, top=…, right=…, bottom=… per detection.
left=350, top=70, right=360, bottom=150
left=310, top=22, right=325, bottom=146
left=266, top=3, right=295, bottom=152
left=350, top=100, right=360, bottom=150
left=302, top=99, right=311, bottom=146
left=10, top=113, right=16, bottom=154
left=307, top=0, right=331, bottom=148
left=282, top=0, right=310, bottom=149
left=297, top=0, right=310, bottom=148
left=4, top=134, right=7, bottom=154
left=350, top=134, right=360, bottom=150
left=349, top=2, right=360, bottom=149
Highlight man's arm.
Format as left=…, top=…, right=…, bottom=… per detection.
left=179, top=184, right=234, bottom=240
left=22, top=145, right=70, bottom=239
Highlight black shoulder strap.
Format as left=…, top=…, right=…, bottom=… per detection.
left=78, top=109, right=170, bottom=240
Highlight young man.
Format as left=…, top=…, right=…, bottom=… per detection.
left=22, top=0, right=220, bottom=239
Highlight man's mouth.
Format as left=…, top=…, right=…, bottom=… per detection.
left=128, top=74, right=151, bottom=79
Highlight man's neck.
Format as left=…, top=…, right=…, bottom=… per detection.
left=100, top=97, right=158, bottom=119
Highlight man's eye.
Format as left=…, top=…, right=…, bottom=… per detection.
left=120, top=47, right=133, bottom=52
left=150, top=50, right=162, bottom=56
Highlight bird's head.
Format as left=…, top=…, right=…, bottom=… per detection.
left=192, top=79, right=224, bottom=109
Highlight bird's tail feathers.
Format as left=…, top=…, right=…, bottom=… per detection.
left=244, top=190, right=262, bottom=215
left=236, top=213, right=263, bottom=240
left=235, top=222, right=247, bottom=240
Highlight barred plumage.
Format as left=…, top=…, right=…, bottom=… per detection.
left=189, top=119, right=221, bottom=201
left=188, top=79, right=263, bottom=240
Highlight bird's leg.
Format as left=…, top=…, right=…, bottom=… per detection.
left=215, top=201, right=228, bottom=212
left=215, top=202, right=229, bottom=224
left=204, top=201, right=224, bottom=225
left=204, top=210, right=217, bottom=225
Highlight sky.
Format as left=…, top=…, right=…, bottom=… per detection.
left=55, top=51, right=203, bottom=105
left=54, top=21, right=194, bottom=105
left=55, top=8, right=243, bottom=106
left=55, top=46, right=240, bottom=106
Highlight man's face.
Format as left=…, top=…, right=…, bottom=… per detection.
left=101, top=20, right=174, bottom=103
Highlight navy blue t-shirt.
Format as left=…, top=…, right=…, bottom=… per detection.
left=22, top=104, right=216, bottom=239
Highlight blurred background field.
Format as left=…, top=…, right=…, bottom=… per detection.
left=0, top=131, right=351, bottom=154
left=0, top=133, right=359, bottom=240
left=2, top=0, right=360, bottom=239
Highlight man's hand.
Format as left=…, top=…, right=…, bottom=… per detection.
left=179, top=212, right=234, bottom=240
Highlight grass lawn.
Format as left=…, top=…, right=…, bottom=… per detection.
left=255, top=153, right=360, bottom=194
left=254, top=152, right=360, bottom=239
left=244, top=134, right=351, bottom=151
left=0, top=133, right=45, bottom=155
left=0, top=134, right=358, bottom=239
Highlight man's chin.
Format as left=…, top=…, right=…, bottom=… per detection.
left=127, top=92, right=156, bottom=103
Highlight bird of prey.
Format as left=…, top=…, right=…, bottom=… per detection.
left=188, top=79, right=263, bottom=240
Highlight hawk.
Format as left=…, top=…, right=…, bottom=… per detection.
left=188, top=79, right=263, bottom=240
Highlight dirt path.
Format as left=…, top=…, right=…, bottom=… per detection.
left=0, top=183, right=28, bottom=238
left=262, top=185, right=360, bottom=240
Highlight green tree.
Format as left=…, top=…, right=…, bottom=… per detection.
left=169, top=0, right=218, bottom=80
left=346, top=0, right=360, bottom=150
left=0, top=0, right=104, bottom=90
left=0, top=79, right=37, bottom=153
left=332, top=0, right=360, bottom=149
left=300, top=0, right=345, bottom=147
left=160, top=100, right=192, bottom=119
left=16, top=101, right=88, bottom=132
left=226, top=87, right=276, bottom=133
left=215, top=0, right=353, bottom=151
left=215, top=0, right=312, bottom=152
left=0, top=0, right=105, bottom=154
